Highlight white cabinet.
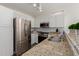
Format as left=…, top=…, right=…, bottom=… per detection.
left=56, top=14, right=64, bottom=27
left=0, top=27, right=13, bottom=56
left=0, top=6, right=13, bottom=27
left=31, top=33, right=38, bottom=45
left=0, top=5, right=14, bottom=56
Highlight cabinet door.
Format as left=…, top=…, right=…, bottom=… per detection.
left=35, top=34, right=38, bottom=43
left=31, top=34, right=38, bottom=45
left=31, top=34, right=35, bottom=45
left=0, top=27, right=13, bottom=56
left=0, top=6, right=13, bottom=26
left=56, top=14, right=64, bottom=27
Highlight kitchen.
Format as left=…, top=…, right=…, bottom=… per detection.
left=0, top=3, right=79, bottom=56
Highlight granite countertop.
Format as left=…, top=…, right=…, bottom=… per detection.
left=68, top=33, right=79, bottom=45
left=22, top=36, right=73, bottom=56
left=67, top=33, right=79, bottom=54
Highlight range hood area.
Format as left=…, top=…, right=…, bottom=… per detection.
left=40, top=22, right=49, bottom=28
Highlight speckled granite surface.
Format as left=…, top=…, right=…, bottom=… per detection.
left=22, top=38, right=73, bottom=56
left=67, top=33, right=79, bottom=55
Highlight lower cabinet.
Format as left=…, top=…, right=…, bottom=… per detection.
left=31, top=33, right=38, bottom=45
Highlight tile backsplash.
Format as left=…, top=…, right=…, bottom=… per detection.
left=31, top=27, right=64, bottom=33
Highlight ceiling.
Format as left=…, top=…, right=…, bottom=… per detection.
left=0, top=3, right=78, bottom=17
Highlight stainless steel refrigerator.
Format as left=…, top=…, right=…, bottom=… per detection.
left=13, top=18, right=31, bottom=56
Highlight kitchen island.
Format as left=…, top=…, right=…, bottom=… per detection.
left=22, top=36, right=73, bottom=56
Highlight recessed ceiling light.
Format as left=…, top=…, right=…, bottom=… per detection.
left=40, top=9, right=42, bottom=12
left=33, top=3, right=37, bottom=7
left=33, top=3, right=43, bottom=12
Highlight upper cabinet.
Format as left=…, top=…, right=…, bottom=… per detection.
left=0, top=5, right=14, bottom=27
left=55, top=14, right=64, bottom=27
left=35, top=13, right=64, bottom=27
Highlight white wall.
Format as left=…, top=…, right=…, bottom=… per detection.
left=34, top=12, right=64, bottom=28
left=64, top=4, right=79, bottom=33
left=0, top=5, right=35, bottom=56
